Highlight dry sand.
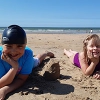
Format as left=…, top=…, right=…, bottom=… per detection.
left=1, top=33, right=100, bottom=100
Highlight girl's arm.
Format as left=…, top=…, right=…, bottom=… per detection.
left=79, top=52, right=99, bottom=75
left=0, top=74, right=29, bottom=100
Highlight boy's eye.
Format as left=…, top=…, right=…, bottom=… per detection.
left=18, top=45, right=23, bottom=47
left=5, top=45, right=12, bottom=48
left=17, top=45, right=24, bottom=48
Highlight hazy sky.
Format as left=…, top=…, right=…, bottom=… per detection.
left=0, top=0, right=100, bottom=27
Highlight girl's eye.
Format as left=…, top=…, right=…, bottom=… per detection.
left=90, top=45, right=93, bottom=47
left=97, top=45, right=100, bottom=48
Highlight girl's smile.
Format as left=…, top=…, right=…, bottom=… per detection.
left=87, top=39, right=100, bottom=58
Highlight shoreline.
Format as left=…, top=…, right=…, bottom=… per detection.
left=0, top=31, right=94, bottom=34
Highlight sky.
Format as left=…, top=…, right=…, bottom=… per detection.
left=0, top=0, right=100, bottom=27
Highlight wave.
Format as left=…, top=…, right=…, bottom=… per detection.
left=0, top=27, right=100, bottom=34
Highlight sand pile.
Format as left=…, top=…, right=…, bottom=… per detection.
left=40, top=58, right=60, bottom=81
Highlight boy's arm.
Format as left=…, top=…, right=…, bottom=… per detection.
left=0, top=52, right=19, bottom=88
left=0, top=68, right=18, bottom=88
left=0, top=74, right=29, bottom=99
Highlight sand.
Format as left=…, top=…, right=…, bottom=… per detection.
left=1, top=33, right=100, bottom=100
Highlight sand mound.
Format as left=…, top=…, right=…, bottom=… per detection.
left=40, top=58, right=60, bottom=81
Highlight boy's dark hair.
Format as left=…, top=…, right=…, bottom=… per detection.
left=1, top=25, right=27, bottom=44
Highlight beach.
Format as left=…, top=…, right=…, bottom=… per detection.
left=2, top=33, right=100, bottom=100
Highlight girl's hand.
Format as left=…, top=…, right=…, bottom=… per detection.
left=1, top=52, right=19, bottom=70
left=90, top=57, right=99, bottom=65
left=93, top=71, right=100, bottom=79
left=87, top=51, right=93, bottom=59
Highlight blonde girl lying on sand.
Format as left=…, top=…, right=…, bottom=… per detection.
left=64, top=34, right=100, bottom=79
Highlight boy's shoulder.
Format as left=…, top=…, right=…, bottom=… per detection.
left=0, top=46, right=3, bottom=54
left=0, top=46, right=3, bottom=50
left=24, top=46, right=33, bottom=54
left=25, top=46, right=32, bottom=50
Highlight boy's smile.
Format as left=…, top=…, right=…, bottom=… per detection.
left=3, top=44, right=26, bottom=61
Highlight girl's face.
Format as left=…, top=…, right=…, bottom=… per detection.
left=87, top=39, right=100, bottom=58
left=3, top=44, right=26, bottom=61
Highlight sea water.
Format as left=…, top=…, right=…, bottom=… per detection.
left=0, top=27, right=100, bottom=34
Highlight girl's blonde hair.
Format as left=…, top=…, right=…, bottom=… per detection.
left=83, top=34, right=100, bottom=60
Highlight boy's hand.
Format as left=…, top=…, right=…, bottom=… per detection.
left=1, top=52, right=19, bottom=70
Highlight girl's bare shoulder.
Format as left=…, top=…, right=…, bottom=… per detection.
left=79, top=52, right=85, bottom=59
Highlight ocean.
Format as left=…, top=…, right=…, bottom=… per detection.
left=0, top=27, right=100, bottom=34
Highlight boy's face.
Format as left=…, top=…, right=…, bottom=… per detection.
left=2, top=44, right=26, bottom=61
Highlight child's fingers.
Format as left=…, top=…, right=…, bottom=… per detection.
left=1, top=52, right=11, bottom=62
left=93, top=74, right=100, bottom=79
